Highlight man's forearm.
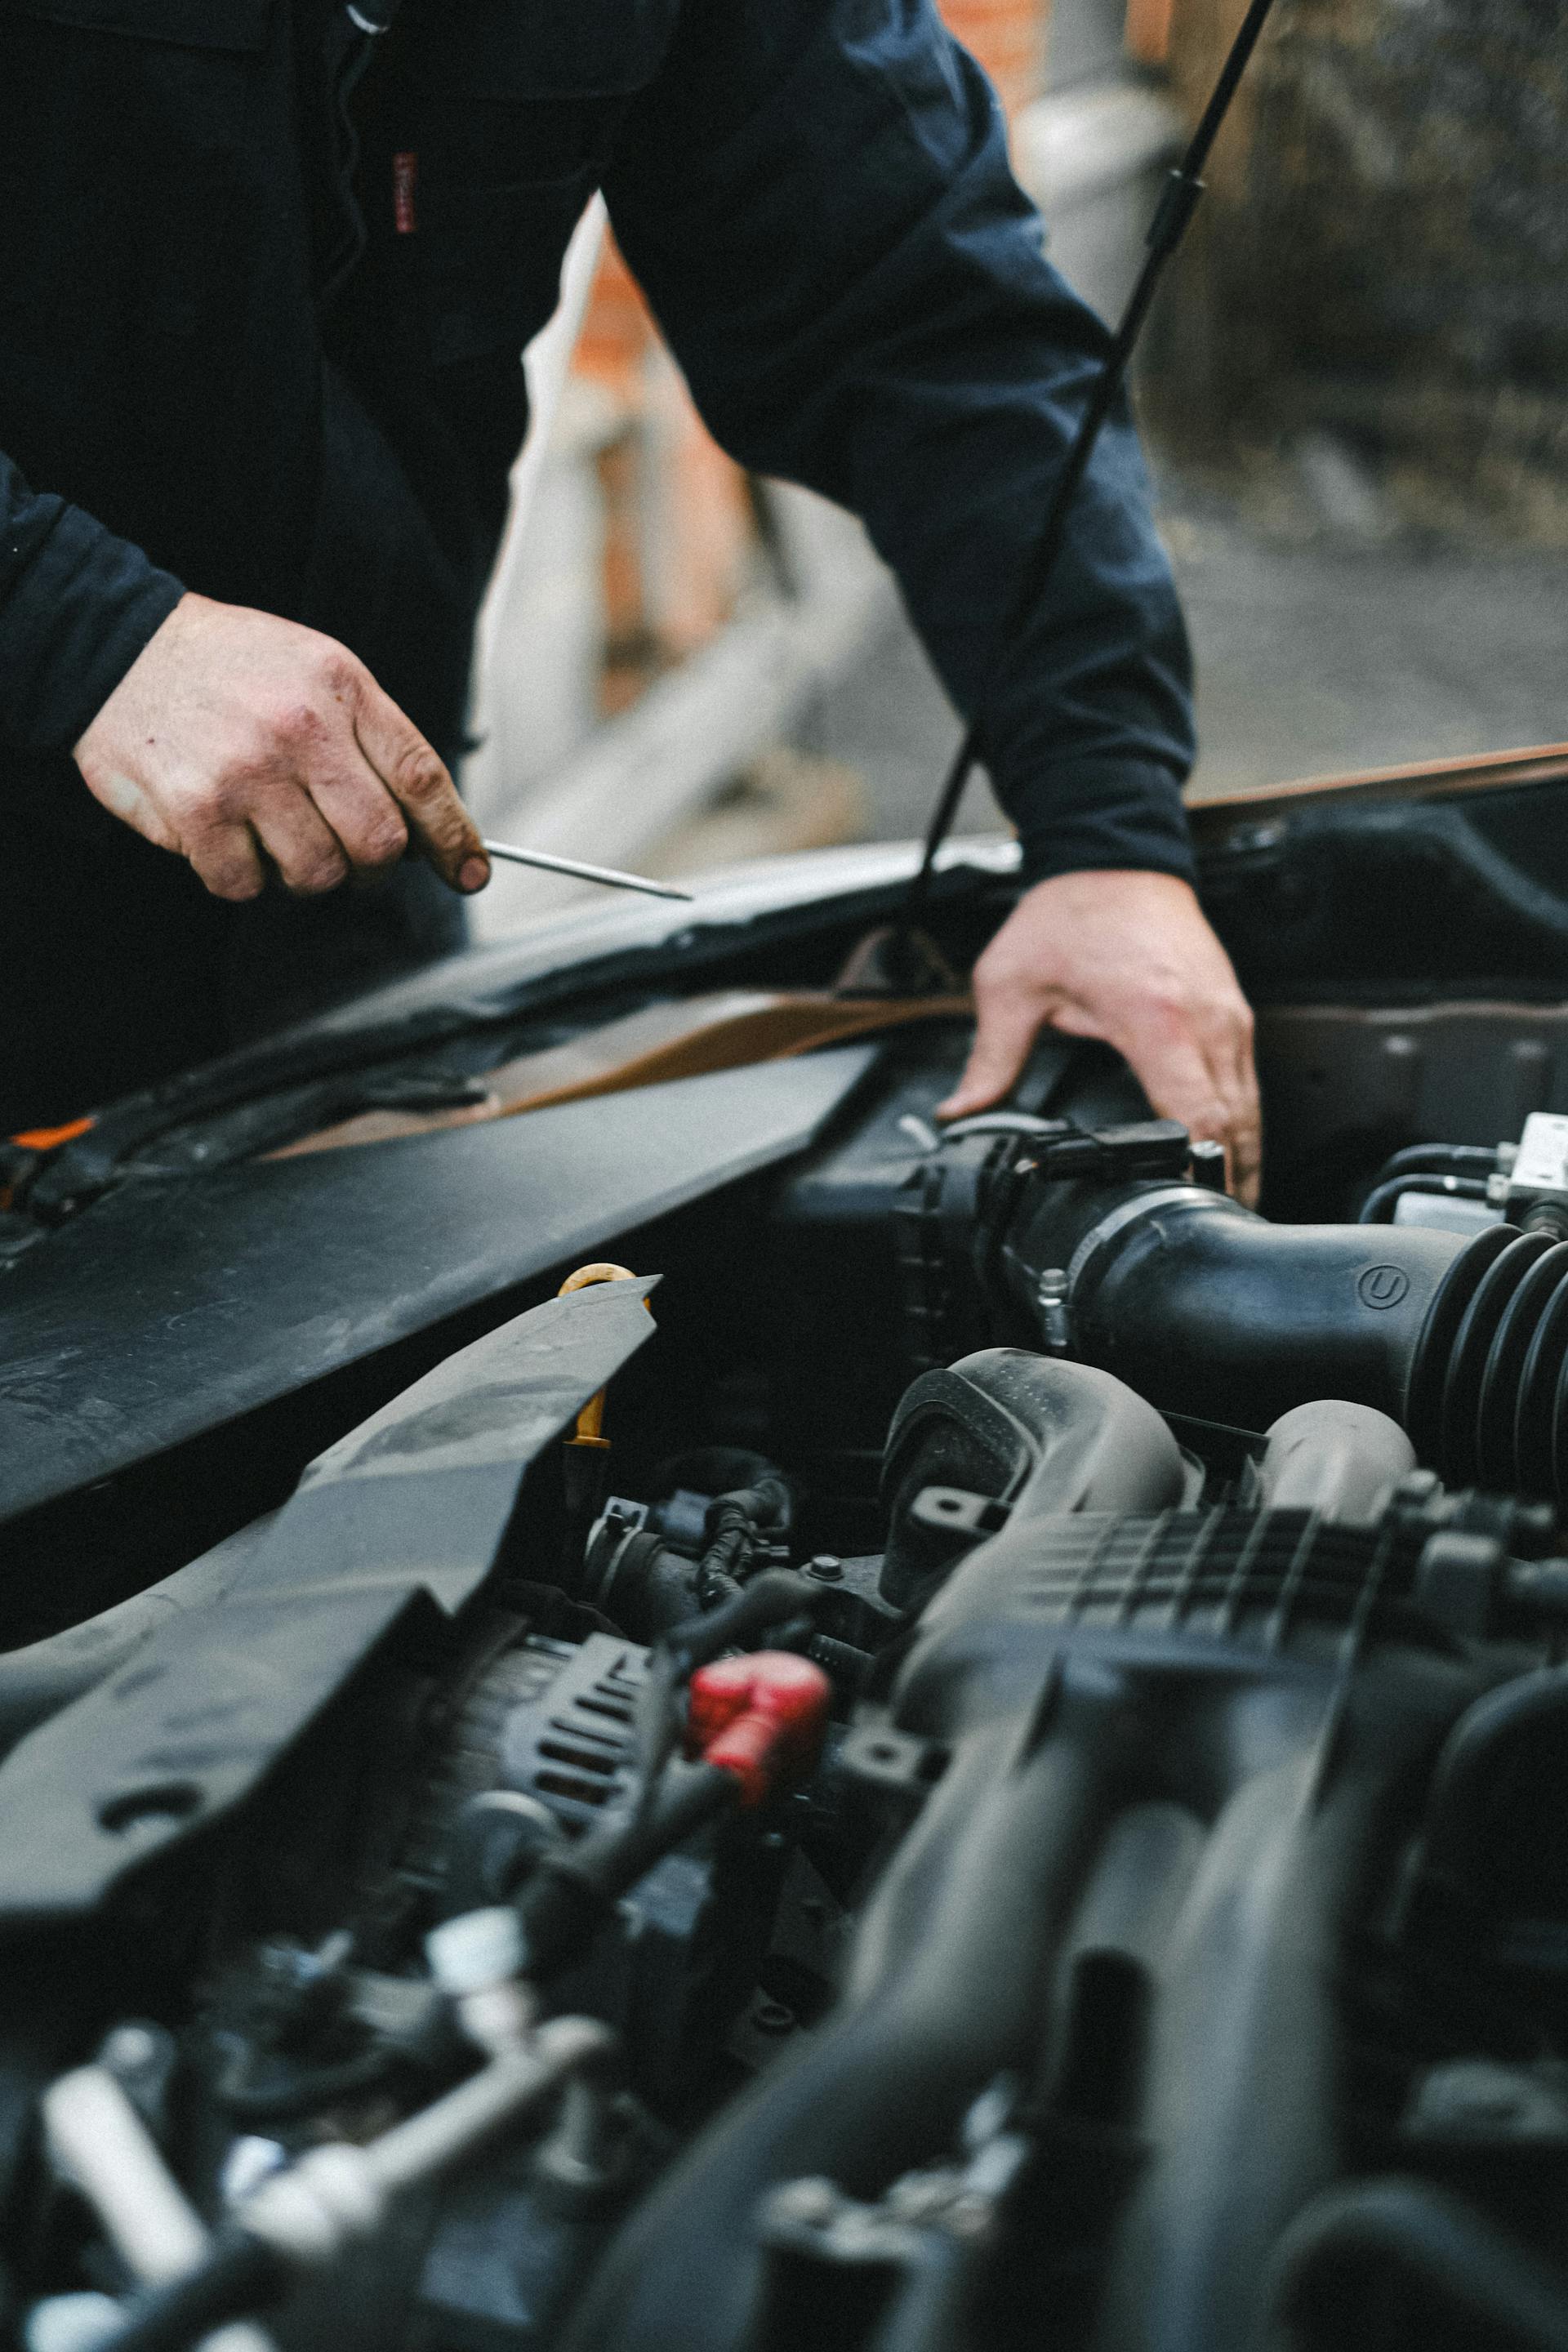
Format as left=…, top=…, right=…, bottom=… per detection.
left=1004, top=755, right=1196, bottom=888
left=608, top=0, right=1195, bottom=883
left=0, top=451, right=185, bottom=758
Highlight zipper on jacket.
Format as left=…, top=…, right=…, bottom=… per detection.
left=316, top=0, right=404, bottom=310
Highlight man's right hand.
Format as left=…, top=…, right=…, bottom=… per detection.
left=936, top=869, right=1262, bottom=1208
left=74, top=592, right=491, bottom=903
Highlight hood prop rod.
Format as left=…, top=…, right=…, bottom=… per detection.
left=899, top=0, right=1283, bottom=949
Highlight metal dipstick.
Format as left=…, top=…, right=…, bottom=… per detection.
left=481, top=840, right=693, bottom=902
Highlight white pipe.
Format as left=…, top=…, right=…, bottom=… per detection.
left=41, top=2069, right=275, bottom=2352
left=238, top=2016, right=615, bottom=2265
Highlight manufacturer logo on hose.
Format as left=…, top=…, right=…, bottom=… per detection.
left=1357, top=1264, right=1410, bottom=1310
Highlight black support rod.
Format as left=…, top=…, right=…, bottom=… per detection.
left=902, top=0, right=1282, bottom=931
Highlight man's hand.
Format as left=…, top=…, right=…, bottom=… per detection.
left=936, top=869, right=1262, bottom=1206
left=74, top=593, right=491, bottom=903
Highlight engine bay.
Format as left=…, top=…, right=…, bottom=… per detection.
left=7, top=990, right=1568, bottom=2352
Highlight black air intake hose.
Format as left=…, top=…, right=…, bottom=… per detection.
left=1001, top=1183, right=1568, bottom=1504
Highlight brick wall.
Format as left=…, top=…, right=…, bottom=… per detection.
left=942, top=0, right=1048, bottom=114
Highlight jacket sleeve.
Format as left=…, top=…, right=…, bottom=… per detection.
left=604, top=0, right=1196, bottom=884
left=0, top=451, right=185, bottom=757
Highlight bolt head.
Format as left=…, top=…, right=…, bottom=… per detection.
left=769, top=2176, right=840, bottom=2228
left=98, top=2025, right=162, bottom=2075
left=425, top=1906, right=523, bottom=1997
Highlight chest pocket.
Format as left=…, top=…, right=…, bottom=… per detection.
left=412, top=0, right=684, bottom=108
left=394, top=0, right=683, bottom=363
left=0, top=0, right=271, bottom=360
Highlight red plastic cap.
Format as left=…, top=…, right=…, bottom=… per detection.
left=685, top=1651, right=832, bottom=1808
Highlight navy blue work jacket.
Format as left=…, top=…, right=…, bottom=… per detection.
left=0, top=0, right=1196, bottom=882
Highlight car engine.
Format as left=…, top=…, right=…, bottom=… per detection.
left=9, top=1062, right=1568, bottom=2352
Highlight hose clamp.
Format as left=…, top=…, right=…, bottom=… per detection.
left=1065, top=1185, right=1249, bottom=1302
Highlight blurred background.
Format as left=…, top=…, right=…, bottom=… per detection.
left=466, top=0, right=1568, bottom=935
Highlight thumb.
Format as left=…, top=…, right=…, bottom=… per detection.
left=937, top=991, right=1042, bottom=1120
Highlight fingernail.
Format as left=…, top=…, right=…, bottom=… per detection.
left=459, top=856, right=490, bottom=893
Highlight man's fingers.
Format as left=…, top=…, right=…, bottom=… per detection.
left=922, top=873, right=1263, bottom=1195
left=1230, top=1083, right=1263, bottom=1206
left=1128, top=1018, right=1261, bottom=1209
left=1199, top=998, right=1262, bottom=1208
left=936, top=987, right=1045, bottom=1120
left=1226, top=1081, right=1264, bottom=1208
left=185, top=821, right=267, bottom=903
left=248, top=785, right=351, bottom=897
left=1126, top=1032, right=1225, bottom=1147
left=350, top=675, right=488, bottom=893
left=82, top=768, right=182, bottom=855
left=1231, top=1125, right=1263, bottom=1209
left=303, top=751, right=411, bottom=879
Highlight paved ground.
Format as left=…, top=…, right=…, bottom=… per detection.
left=1164, top=488, right=1568, bottom=800
left=789, top=0, right=1568, bottom=846
left=796, top=479, right=1568, bottom=850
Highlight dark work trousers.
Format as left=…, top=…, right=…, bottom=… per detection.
left=0, top=763, right=467, bottom=1135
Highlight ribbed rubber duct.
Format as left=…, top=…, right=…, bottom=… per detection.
left=1405, top=1226, right=1568, bottom=1496
left=1000, top=1183, right=1568, bottom=1506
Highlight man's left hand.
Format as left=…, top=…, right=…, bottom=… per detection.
left=936, top=869, right=1262, bottom=1207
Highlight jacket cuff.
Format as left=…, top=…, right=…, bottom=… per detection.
left=1009, top=758, right=1196, bottom=889
left=1, top=495, right=185, bottom=755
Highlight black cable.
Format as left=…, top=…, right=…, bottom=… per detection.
left=214, top=2042, right=399, bottom=2127
left=666, top=1570, right=825, bottom=1672
left=693, top=1513, right=755, bottom=1610
left=87, top=2231, right=283, bottom=2352
left=901, top=0, right=1283, bottom=945
left=628, top=1645, right=684, bottom=1827
left=1357, top=1174, right=1490, bottom=1225
left=692, top=1477, right=793, bottom=1608
left=1268, top=2176, right=1568, bottom=2352
left=1374, top=1144, right=1500, bottom=1183
left=517, top=1763, right=737, bottom=1980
